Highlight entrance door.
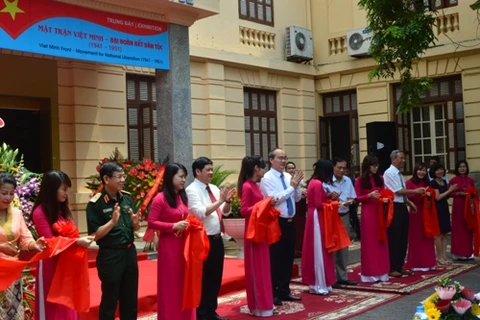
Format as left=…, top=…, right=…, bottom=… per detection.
left=329, top=115, right=351, bottom=162
left=0, top=109, right=42, bottom=173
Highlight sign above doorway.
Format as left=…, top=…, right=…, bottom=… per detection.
left=0, top=0, right=169, bottom=69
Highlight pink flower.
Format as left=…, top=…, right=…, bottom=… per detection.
left=452, top=298, right=472, bottom=315
left=435, top=286, right=456, bottom=300
left=461, top=288, right=475, bottom=301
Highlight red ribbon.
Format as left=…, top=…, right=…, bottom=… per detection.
left=323, top=200, right=351, bottom=253
left=0, top=237, right=77, bottom=291
left=138, top=164, right=166, bottom=218
left=422, top=187, right=440, bottom=238
left=377, top=189, right=394, bottom=241
left=47, top=220, right=90, bottom=312
left=245, top=197, right=281, bottom=245
left=464, top=186, right=480, bottom=256
left=182, top=215, right=210, bottom=310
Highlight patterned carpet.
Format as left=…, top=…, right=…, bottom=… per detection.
left=303, top=261, right=480, bottom=294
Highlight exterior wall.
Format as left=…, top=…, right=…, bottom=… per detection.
left=189, top=61, right=316, bottom=179
left=57, top=61, right=127, bottom=231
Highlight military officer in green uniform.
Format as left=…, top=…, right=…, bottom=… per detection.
left=87, top=162, right=140, bottom=320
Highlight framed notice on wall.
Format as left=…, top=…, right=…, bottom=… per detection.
left=0, top=0, right=169, bottom=69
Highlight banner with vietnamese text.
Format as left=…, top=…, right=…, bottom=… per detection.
left=0, top=0, right=169, bottom=69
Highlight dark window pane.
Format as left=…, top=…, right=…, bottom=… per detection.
left=423, top=139, right=432, bottom=154
left=414, top=140, right=422, bottom=154
left=435, top=121, right=444, bottom=136
left=455, top=101, right=464, bottom=119
left=413, top=123, right=421, bottom=137
left=422, top=123, right=431, bottom=137
left=456, top=123, right=465, bottom=148
left=421, top=107, right=430, bottom=121
left=413, top=108, right=420, bottom=122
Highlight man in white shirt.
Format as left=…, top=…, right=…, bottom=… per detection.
left=383, top=150, right=425, bottom=278
left=260, top=148, right=304, bottom=306
left=324, top=157, right=357, bottom=286
left=186, top=157, right=235, bottom=320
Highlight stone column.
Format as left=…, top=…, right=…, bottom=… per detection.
left=156, top=23, right=193, bottom=172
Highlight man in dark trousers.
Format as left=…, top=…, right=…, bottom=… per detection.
left=86, top=161, right=141, bottom=320
left=260, top=148, right=304, bottom=306
left=186, top=157, right=235, bottom=320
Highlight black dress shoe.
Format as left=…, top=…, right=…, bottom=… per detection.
left=281, top=294, right=302, bottom=301
left=337, top=279, right=358, bottom=285
left=273, top=297, right=283, bottom=306
left=210, top=313, right=229, bottom=320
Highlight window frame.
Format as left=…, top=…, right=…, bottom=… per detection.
left=393, top=75, right=464, bottom=174
left=243, top=87, right=278, bottom=161
left=126, top=74, right=158, bottom=162
left=238, top=0, right=274, bottom=27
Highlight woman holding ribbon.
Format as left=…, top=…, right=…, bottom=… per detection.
left=238, top=155, right=277, bottom=317
left=354, top=155, right=390, bottom=283
left=302, top=159, right=339, bottom=295
left=449, top=160, right=476, bottom=260
left=32, top=170, right=94, bottom=320
left=405, top=163, right=437, bottom=271
left=149, top=163, right=208, bottom=320
left=430, top=163, right=457, bottom=265
left=0, top=173, right=45, bottom=320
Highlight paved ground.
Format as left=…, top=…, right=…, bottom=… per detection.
left=126, top=234, right=479, bottom=319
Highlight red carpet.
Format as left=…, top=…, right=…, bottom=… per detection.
left=80, top=257, right=272, bottom=320
left=310, top=262, right=480, bottom=294
left=216, top=283, right=400, bottom=320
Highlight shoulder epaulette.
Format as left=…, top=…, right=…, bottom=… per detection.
left=120, top=190, right=131, bottom=195
left=90, top=193, right=101, bottom=203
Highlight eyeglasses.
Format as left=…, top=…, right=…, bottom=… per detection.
left=112, top=174, right=127, bottom=180
left=276, top=156, right=288, bottom=161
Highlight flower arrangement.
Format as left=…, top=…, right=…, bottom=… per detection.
left=0, top=143, right=42, bottom=320
left=85, top=148, right=166, bottom=218
left=422, top=277, right=480, bottom=320
left=227, top=190, right=242, bottom=218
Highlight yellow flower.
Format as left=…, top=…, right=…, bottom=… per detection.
left=425, top=307, right=441, bottom=320
left=424, top=292, right=438, bottom=304
left=423, top=300, right=435, bottom=311
left=472, top=303, right=480, bottom=316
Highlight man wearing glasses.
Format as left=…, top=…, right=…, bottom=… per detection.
left=260, top=148, right=304, bottom=306
left=86, top=162, right=141, bottom=320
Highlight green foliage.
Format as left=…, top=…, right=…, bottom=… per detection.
left=210, top=165, right=237, bottom=187
left=358, top=0, right=436, bottom=113
left=472, top=0, right=480, bottom=10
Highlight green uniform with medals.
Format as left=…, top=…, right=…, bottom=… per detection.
left=86, top=189, right=138, bottom=320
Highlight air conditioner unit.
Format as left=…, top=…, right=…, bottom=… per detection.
left=285, top=26, right=313, bottom=63
left=347, top=27, right=372, bottom=57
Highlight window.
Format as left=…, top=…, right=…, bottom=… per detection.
left=394, top=76, right=464, bottom=173
left=239, top=0, right=274, bottom=26
left=243, top=88, right=277, bottom=161
left=432, top=0, right=458, bottom=9
left=320, top=91, right=360, bottom=175
left=126, top=74, right=158, bottom=162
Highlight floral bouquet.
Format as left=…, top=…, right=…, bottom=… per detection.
left=422, top=277, right=480, bottom=319
left=228, top=190, right=242, bottom=219
left=85, top=148, right=166, bottom=219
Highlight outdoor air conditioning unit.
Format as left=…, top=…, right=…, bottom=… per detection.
left=347, top=27, right=372, bottom=57
left=285, top=26, right=313, bottom=63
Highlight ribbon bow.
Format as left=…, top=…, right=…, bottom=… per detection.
left=422, top=187, right=440, bottom=238
left=377, top=189, right=394, bottom=241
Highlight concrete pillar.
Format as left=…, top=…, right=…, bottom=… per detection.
left=155, top=23, right=193, bottom=172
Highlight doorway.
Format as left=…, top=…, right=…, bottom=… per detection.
left=329, top=115, right=351, bottom=162
left=0, top=96, right=52, bottom=173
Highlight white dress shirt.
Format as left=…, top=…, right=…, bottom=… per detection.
left=260, top=168, right=302, bottom=218
left=322, top=175, right=357, bottom=214
left=383, top=165, right=406, bottom=203
left=186, top=178, right=230, bottom=235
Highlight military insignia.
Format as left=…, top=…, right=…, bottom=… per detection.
left=104, top=195, right=110, bottom=203
left=90, top=193, right=101, bottom=203
left=103, top=208, right=113, bottom=213
left=120, top=190, right=131, bottom=195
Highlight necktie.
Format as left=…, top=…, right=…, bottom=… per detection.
left=280, top=173, right=294, bottom=216
left=206, top=185, right=225, bottom=233
left=398, top=171, right=408, bottom=203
